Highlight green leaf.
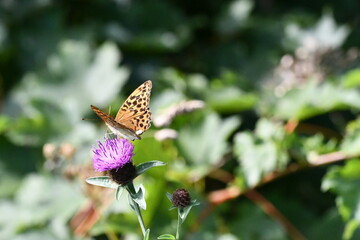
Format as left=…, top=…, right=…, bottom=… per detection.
left=0, top=174, right=85, bottom=239
left=234, top=118, right=289, bottom=187
left=178, top=201, right=199, bottom=223
left=115, top=186, right=124, bottom=200
left=207, top=86, right=257, bottom=114
left=128, top=193, right=136, bottom=211
left=0, top=116, right=10, bottom=134
left=322, top=159, right=360, bottom=239
left=290, top=133, right=338, bottom=163
left=341, top=118, right=360, bottom=156
left=168, top=206, right=177, bottom=211
left=343, top=68, right=360, bottom=88
left=136, top=161, right=166, bottom=177
left=144, top=229, right=150, bottom=240
left=176, top=112, right=241, bottom=175
left=85, top=176, right=119, bottom=189
left=157, top=234, right=176, bottom=239
left=178, top=205, right=191, bottom=224
left=344, top=220, right=360, bottom=240
left=260, top=80, right=360, bottom=120
left=129, top=184, right=147, bottom=210
left=3, top=40, right=129, bottom=146
left=166, top=192, right=173, bottom=202
left=285, top=12, right=349, bottom=50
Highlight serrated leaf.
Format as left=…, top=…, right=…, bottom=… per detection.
left=136, top=161, right=166, bottom=176
left=234, top=118, right=289, bottom=187
left=322, top=159, right=360, bottom=239
left=3, top=40, right=129, bottom=146
left=177, top=113, right=241, bottom=172
left=85, top=176, right=118, bottom=189
left=157, top=234, right=176, bottom=239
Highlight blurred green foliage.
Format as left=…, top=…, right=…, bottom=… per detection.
left=1, top=0, right=360, bottom=239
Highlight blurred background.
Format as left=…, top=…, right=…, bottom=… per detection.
left=1, top=0, right=360, bottom=239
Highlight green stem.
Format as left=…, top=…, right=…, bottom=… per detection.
left=126, top=182, right=146, bottom=237
left=176, top=208, right=182, bottom=240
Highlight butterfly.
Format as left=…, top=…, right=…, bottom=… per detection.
left=91, top=80, right=152, bottom=141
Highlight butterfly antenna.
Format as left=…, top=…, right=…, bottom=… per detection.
left=81, top=117, right=98, bottom=121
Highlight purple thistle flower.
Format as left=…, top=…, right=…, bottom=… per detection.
left=93, top=137, right=134, bottom=172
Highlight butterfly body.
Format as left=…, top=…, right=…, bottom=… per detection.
left=91, top=105, right=141, bottom=140
left=91, top=80, right=152, bottom=141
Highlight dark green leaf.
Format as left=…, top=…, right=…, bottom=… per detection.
left=136, top=161, right=166, bottom=177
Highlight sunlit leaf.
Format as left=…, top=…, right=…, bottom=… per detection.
left=0, top=174, right=85, bottom=239
left=322, top=159, right=360, bottom=239
left=144, top=229, right=150, bottom=240
left=3, top=40, right=129, bottom=145
left=234, top=118, right=289, bottom=187
left=260, top=80, right=360, bottom=120
left=85, top=176, right=119, bottom=189
left=285, top=12, right=350, bottom=50
left=157, top=234, right=176, bottom=239
left=176, top=112, right=241, bottom=176
left=343, top=68, right=360, bottom=88
left=341, top=119, right=360, bottom=156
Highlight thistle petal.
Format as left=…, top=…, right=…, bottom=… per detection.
left=92, top=137, right=134, bottom=172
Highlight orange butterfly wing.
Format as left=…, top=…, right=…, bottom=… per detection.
left=90, top=105, right=123, bottom=129
left=115, top=80, right=152, bottom=135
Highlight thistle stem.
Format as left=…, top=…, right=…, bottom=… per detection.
left=176, top=208, right=182, bottom=240
left=126, top=182, right=146, bottom=237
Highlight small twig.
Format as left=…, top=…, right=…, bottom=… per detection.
left=245, top=189, right=307, bottom=240
left=200, top=151, right=355, bottom=238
